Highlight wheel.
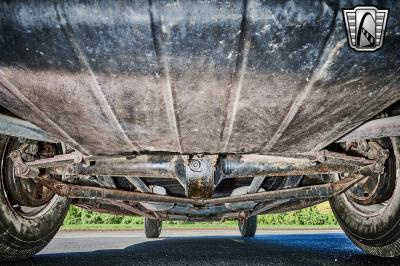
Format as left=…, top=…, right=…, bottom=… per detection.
left=144, top=218, right=162, bottom=238
left=238, top=215, right=257, bottom=237
left=0, top=136, right=70, bottom=261
left=330, top=137, right=400, bottom=257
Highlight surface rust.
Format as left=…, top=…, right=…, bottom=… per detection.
left=36, top=174, right=363, bottom=207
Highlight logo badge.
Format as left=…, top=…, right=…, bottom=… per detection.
left=343, top=6, right=389, bottom=52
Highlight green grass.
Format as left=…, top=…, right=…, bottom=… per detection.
left=62, top=202, right=339, bottom=229
left=61, top=223, right=340, bottom=230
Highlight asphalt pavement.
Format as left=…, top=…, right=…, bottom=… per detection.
left=4, top=228, right=400, bottom=265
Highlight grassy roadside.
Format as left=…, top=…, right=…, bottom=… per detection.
left=61, top=223, right=340, bottom=231
left=62, top=202, right=339, bottom=230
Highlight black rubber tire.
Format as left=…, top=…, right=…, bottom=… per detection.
left=144, top=218, right=162, bottom=238
left=238, top=215, right=257, bottom=237
left=0, top=136, right=70, bottom=261
left=330, top=137, right=400, bottom=257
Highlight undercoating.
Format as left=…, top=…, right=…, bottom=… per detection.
left=0, top=0, right=399, bottom=156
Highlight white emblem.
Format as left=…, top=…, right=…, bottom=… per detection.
left=343, top=6, right=389, bottom=52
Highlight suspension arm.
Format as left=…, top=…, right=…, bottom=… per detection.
left=36, top=174, right=366, bottom=207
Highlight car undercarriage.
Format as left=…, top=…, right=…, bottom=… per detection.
left=0, top=0, right=400, bottom=261
left=5, top=139, right=390, bottom=220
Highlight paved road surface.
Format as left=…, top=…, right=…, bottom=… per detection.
left=5, top=229, right=400, bottom=265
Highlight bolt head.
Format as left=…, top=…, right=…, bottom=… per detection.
left=189, top=159, right=201, bottom=171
